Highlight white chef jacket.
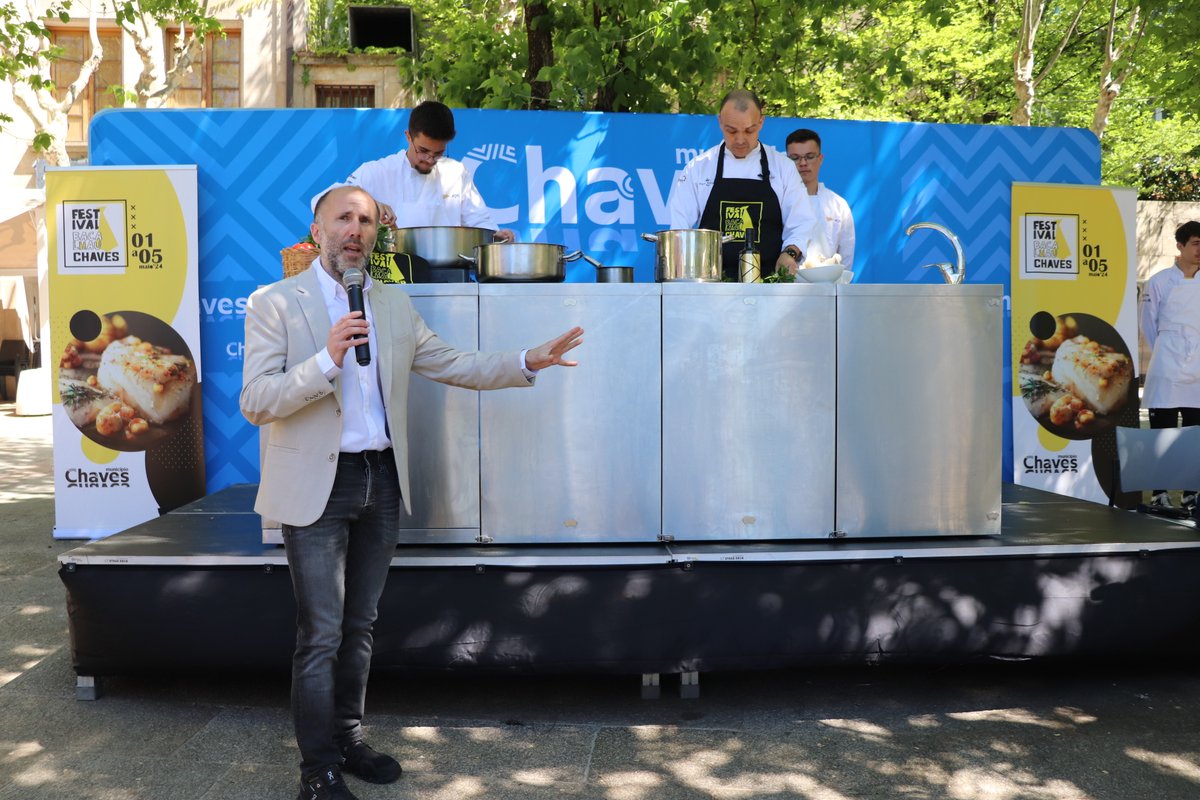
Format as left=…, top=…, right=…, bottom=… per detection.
left=804, top=183, right=856, bottom=268
left=1140, top=262, right=1196, bottom=352
left=667, top=143, right=814, bottom=253
left=1143, top=276, right=1200, bottom=409
left=313, top=152, right=499, bottom=230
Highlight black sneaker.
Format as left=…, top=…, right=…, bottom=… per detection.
left=297, top=766, right=358, bottom=800
left=1182, top=492, right=1197, bottom=511
left=341, top=740, right=403, bottom=784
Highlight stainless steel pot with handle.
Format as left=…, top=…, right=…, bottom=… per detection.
left=581, top=254, right=634, bottom=283
left=461, top=242, right=582, bottom=282
left=640, top=228, right=733, bottom=282
left=390, top=226, right=497, bottom=268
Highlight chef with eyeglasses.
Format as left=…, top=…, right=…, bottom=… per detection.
left=313, top=100, right=516, bottom=243
left=667, top=89, right=814, bottom=280
left=784, top=127, right=855, bottom=268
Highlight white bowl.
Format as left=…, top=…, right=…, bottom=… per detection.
left=796, top=263, right=845, bottom=283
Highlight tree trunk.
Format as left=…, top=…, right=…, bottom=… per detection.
left=524, top=2, right=553, bottom=109
left=132, top=21, right=206, bottom=108
left=1013, top=0, right=1091, bottom=126
left=13, top=0, right=103, bottom=164
left=1091, top=2, right=1147, bottom=139
left=1011, top=0, right=1040, bottom=125
left=130, top=16, right=163, bottom=106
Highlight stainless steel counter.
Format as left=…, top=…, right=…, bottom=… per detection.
left=661, top=282, right=836, bottom=540
left=399, top=284, right=483, bottom=541
left=480, top=284, right=663, bottom=543
left=835, top=284, right=1003, bottom=537
left=392, top=282, right=1003, bottom=544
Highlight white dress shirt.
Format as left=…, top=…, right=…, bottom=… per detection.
left=312, top=262, right=535, bottom=439
left=315, top=152, right=498, bottom=230
left=805, top=183, right=856, bottom=268
left=312, top=258, right=392, bottom=453
left=666, top=142, right=815, bottom=252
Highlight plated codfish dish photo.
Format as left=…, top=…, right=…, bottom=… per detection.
left=1018, top=313, right=1134, bottom=439
left=58, top=311, right=197, bottom=450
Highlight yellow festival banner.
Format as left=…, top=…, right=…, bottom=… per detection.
left=1011, top=183, right=1138, bottom=504
left=47, top=166, right=204, bottom=539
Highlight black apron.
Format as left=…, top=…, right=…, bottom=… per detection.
left=698, top=144, right=785, bottom=281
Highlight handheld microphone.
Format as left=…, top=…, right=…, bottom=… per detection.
left=342, top=267, right=371, bottom=366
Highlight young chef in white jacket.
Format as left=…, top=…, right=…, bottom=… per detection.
left=313, top=101, right=516, bottom=242
left=667, top=89, right=814, bottom=281
left=784, top=128, right=855, bottom=269
left=1139, top=219, right=1200, bottom=510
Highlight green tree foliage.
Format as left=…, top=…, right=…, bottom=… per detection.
left=4, top=0, right=222, bottom=163
left=315, top=0, right=1198, bottom=198
left=0, top=0, right=70, bottom=134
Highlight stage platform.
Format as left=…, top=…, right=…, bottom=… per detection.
left=59, top=483, right=1200, bottom=697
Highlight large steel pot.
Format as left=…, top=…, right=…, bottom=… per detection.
left=390, top=226, right=496, bottom=268
left=641, top=229, right=732, bottom=282
left=462, top=242, right=581, bottom=282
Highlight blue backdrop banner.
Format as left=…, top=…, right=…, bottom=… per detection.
left=89, top=108, right=1100, bottom=493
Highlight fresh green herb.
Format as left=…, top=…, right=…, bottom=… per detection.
left=762, top=266, right=796, bottom=284
left=1020, top=375, right=1058, bottom=402
left=374, top=223, right=393, bottom=253
left=60, top=380, right=103, bottom=409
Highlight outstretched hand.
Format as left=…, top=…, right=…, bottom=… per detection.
left=525, top=326, right=585, bottom=371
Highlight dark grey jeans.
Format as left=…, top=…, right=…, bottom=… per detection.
left=282, top=450, right=400, bottom=777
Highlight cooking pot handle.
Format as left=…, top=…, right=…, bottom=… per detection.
left=458, top=252, right=477, bottom=264
left=562, top=250, right=584, bottom=263
left=641, top=233, right=659, bottom=243
left=720, top=233, right=736, bottom=244
left=580, top=254, right=603, bottom=269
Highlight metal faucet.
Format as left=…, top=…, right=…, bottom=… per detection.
left=906, top=222, right=966, bottom=284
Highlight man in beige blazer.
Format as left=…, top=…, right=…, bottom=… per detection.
left=241, top=186, right=583, bottom=800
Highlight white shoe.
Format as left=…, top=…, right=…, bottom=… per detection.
left=1183, top=492, right=1198, bottom=511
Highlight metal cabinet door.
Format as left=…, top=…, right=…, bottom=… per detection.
left=479, top=284, right=662, bottom=543
left=835, top=285, right=1003, bottom=537
left=399, top=285, right=482, bottom=542
left=662, top=283, right=837, bottom=540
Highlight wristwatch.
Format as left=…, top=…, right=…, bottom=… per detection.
left=783, top=245, right=801, bottom=260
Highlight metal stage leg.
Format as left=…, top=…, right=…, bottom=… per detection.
left=680, top=670, right=700, bottom=699
left=76, top=674, right=101, bottom=701
left=640, top=672, right=660, bottom=700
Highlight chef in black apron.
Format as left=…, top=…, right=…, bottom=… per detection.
left=668, top=89, right=810, bottom=280
left=698, top=143, right=786, bottom=281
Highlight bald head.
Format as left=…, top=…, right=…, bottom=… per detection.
left=313, top=185, right=378, bottom=226
left=716, top=89, right=764, bottom=159
left=718, top=89, right=763, bottom=116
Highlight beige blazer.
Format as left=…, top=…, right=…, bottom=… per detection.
left=240, top=267, right=530, bottom=527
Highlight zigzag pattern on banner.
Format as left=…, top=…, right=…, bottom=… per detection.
left=198, top=370, right=261, bottom=487
left=897, top=124, right=1099, bottom=285
left=465, top=143, right=519, bottom=164
left=90, top=111, right=1101, bottom=491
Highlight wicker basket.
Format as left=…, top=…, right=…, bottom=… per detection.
left=282, top=247, right=319, bottom=278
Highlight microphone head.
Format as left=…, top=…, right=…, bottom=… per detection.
left=342, top=267, right=365, bottom=289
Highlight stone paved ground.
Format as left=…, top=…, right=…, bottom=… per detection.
left=4, top=401, right=1200, bottom=799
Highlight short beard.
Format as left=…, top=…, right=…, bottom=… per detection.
left=324, top=250, right=368, bottom=282
left=318, top=226, right=371, bottom=282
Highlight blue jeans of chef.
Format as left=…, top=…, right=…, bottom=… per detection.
left=282, top=450, right=400, bottom=777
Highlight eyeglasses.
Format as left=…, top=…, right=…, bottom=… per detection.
left=788, top=153, right=820, bottom=163
left=411, top=141, right=446, bottom=162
